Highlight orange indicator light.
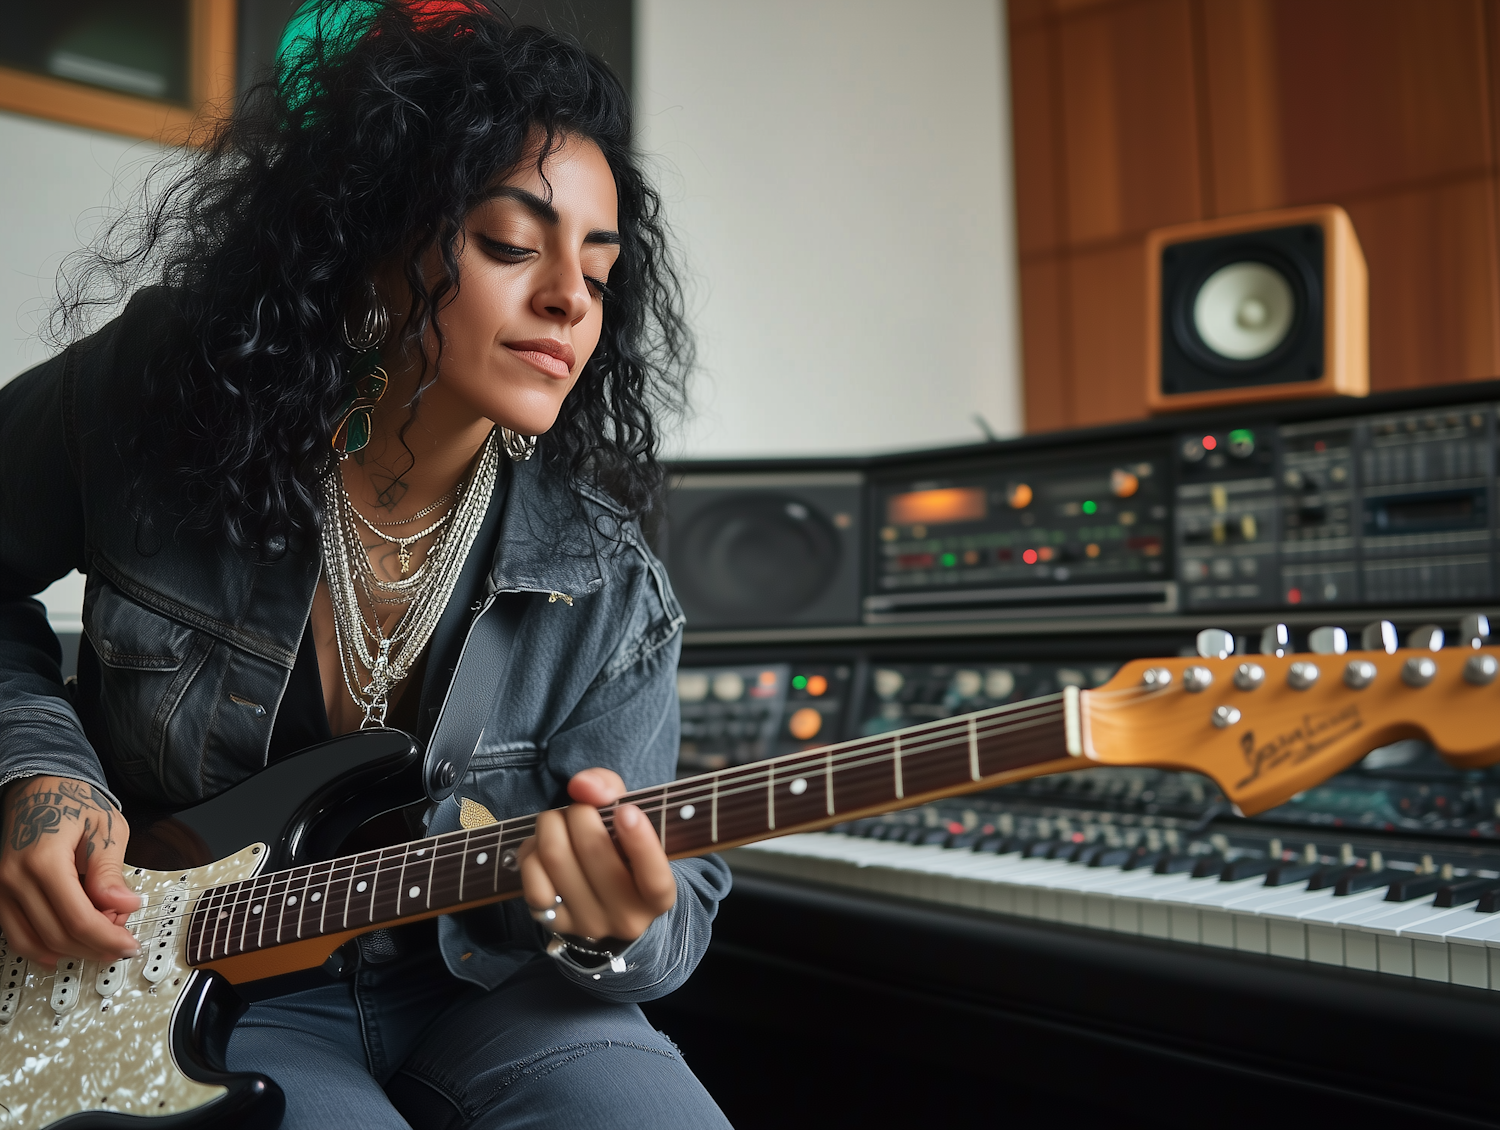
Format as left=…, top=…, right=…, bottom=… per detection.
left=758, top=670, right=777, bottom=687
left=1085, top=543, right=1101, bottom=558
left=1038, top=546, right=1055, bottom=562
left=788, top=707, right=823, bottom=741
left=1008, top=483, right=1033, bottom=509
left=805, top=674, right=828, bottom=697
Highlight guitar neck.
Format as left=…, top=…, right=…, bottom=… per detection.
left=186, top=691, right=1080, bottom=974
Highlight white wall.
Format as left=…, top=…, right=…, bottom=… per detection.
left=638, top=0, right=1022, bottom=458
left=0, top=110, right=159, bottom=381
left=0, top=110, right=159, bottom=632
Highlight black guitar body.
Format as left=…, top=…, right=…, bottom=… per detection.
left=53, top=730, right=425, bottom=1130
left=122, top=728, right=424, bottom=872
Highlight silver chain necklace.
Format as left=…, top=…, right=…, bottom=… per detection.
left=344, top=495, right=454, bottom=575
left=320, top=429, right=500, bottom=727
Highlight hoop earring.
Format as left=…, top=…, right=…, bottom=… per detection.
left=342, top=281, right=390, bottom=353
left=499, top=428, right=537, bottom=462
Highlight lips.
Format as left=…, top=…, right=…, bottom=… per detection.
left=505, top=338, right=576, bottom=379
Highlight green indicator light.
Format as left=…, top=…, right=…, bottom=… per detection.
left=1081, top=500, right=1097, bottom=515
left=1229, top=428, right=1254, bottom=445
left=792, top=675, right=807, bottom=690
left=941, top=553, right=957, bottom=567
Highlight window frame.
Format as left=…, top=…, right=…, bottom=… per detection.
left=0, top=0, right=236, bottom=144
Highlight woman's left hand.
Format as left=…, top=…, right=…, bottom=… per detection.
left=517, top=768, right=677, bottom=944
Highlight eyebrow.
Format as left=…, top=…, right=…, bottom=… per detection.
left=482, top=185, right=620, bottom=245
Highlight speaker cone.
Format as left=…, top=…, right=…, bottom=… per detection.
left=672, top=494, right=840, bottom=621
left=1192, top=261, right=1295, bottom=361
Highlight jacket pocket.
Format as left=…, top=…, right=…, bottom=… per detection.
left=84, top=581, right=212, bottom=782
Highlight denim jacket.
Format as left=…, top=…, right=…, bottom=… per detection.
left=0, top=289, right=729, bottom=1001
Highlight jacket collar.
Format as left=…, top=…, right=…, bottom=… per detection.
left=485, top=454, right=611, bottom=600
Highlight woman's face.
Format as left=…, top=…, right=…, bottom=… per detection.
left=411, top=132, right=620, bottom=437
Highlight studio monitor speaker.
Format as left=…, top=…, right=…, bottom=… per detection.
left=659, top=471, right=863, bottom=630
left=1146, top=204, right=1367, bottom=413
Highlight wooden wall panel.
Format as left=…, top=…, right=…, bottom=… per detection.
left=1344, top=176, right=1500, bottom=390
left=1011, top=0, right=1500, bottom=432
left=1272, top=0, right=1492, bottom=203
left=1065, top=238, right=1149, bottom=425
left=1019, top=257, right=1072, bottom=431
left=1199, top=0, right=1284, bottom=217
left=1010, top=26, right=1065, bottom=256
left=1057, top=0, right=1203, bottom=244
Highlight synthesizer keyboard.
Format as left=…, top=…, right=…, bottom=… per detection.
left=727, top=805, right=1500, bottom=991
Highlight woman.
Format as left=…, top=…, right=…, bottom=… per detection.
left=0, top=3, right=732, bottom=1126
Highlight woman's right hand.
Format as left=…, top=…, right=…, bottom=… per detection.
left=0, top=776, right=141, bottom=966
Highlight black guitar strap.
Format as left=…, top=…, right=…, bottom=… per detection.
left=420, top=591, right=530, bottom=803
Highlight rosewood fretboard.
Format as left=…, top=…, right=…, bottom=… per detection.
left=185, top=691, right=1076, bottom=969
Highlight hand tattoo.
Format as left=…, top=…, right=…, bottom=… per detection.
left=7, top=781, right=118, bottom=855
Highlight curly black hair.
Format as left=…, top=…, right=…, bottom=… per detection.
left=54, top=0, right=690, bottom=553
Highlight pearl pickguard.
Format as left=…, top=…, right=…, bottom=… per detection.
left=0, top=845, right=266, bottom=1130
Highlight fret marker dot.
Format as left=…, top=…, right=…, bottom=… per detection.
left=679, top=804, right=696, bottom=820
left=790, top=778, right=808, bottom=795
left=218, top=911, right=227, bottom=920
left=252, top=905, right=263, bottom=915
left=408, top=886, right=421, bottom=898
left=287, top=895, right=298, bottom=906
left=356, top=881, right=368, bottom=893
left=310, top=892, right=321, bottom=902
left=476, top=852, right=488, bottom=865
left=416, top=848, right=427, bottom=856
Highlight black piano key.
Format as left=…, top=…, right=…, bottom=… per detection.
left=1335, top=868, right=1390, bottom=896
left=1122, top=849, right=1165, bottom=872
left=973, top=835, right=1008, bottom=854
left=1220, top=857, right=1273, bottom=882
left=1308, top=865, right=1359, bottom=892
left=1156, top=854, right=1202, bottom=875
left=1385, top=873, right=1447, bottom=902
left=1265, top=861, right=1321, bottom=887
left=1075, top=844, right=1113, bottom=866
left=1091, top=848, right=1134, bottom=868
left=917, top=828, right=950, bottom=846
left=1434, top=878, right=1500, bottom=908
left=945, top=831, right=981, bottom=849
left=1477, top=886, right=1500, bottom=913
left=1024, top=840, right=1059, bottom=859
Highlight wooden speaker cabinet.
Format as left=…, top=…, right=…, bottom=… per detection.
left=1145, top=204, right=1368, bottom=414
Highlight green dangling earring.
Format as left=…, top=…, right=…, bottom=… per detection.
left=332, top=288, right=390, bottom=458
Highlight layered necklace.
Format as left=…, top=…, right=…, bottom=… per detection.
left=320, top=428, right=501, bottom=727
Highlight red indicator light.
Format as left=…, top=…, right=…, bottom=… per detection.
left=948, top=821, right=965, bottom=834
left=1202, top=435, right=1217, bottom=451
left=1287, top=587, right=1303, bottom=604
left=1022, top=549, right=1039, bottom=564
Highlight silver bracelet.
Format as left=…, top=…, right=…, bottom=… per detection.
left=545, top=932, right=629, bottom=973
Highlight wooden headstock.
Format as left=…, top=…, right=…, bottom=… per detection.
left=1081, top=645, right=1500, bottom=816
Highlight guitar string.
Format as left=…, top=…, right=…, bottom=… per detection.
left=138, top=703, right=1073, bottom=935
left=144, top=712, right=1075, bottom=947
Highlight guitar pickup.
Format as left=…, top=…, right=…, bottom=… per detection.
left=96, top=957, right=130, bottom=997
left=142, top=892, right=184, bottom=984
left=49, top=959, right=83, bottom=1015
left=0, top=953, right=26, bottom=1024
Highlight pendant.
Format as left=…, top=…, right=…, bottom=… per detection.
left=399, top=545, right=411, bottom=574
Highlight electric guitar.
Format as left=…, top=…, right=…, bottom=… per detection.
left=5, top=639, right=1500, bottom=1128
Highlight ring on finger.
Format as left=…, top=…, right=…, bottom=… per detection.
left=529, top=894, right=565, bottom=924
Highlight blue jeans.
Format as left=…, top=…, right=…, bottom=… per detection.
left=225, top=929, right=731, bottom=1130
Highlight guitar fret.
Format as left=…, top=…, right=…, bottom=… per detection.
left=185, top=696, right=1073, bottom=970
left=825, top=746, right=834, bottom=816
left=893, top=732, right=904, bottom=800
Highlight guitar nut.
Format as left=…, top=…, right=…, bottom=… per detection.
left=1287, top=661, right=1320, bottom=690
left=1343, top=660, right=1377, bottom=689
left=1402, top=656, right=1438, bottom=687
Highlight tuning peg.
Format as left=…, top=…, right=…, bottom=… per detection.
left=1196, top=628, right=1234, bottom=660
left=1460, top=613, right=1491, bottom=649
left=1308, top=626, right=1348, bottom=655
left=1360, top=620, right=1397, bottom=654
left=1465, top=654, right=1499, bottom=685
left=1409, top=624, right=1444, bottom=652
left=1260, top=623, right=1291, bottom=657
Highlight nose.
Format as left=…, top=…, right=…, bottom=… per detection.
left=532, top=255, right=593, bottom=325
